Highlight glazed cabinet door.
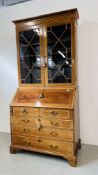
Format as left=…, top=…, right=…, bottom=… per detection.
left=17, top=26, right=45, bottom=87
left=44, top=22, right=75, bottom=87
left=16, top=22, right=76, bottom=87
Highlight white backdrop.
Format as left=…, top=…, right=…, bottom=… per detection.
left=0, top=0, right=98, bottom=145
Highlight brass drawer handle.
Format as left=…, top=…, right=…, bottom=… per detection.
left=38, top=118, right=41, bottom=122
left=51, top=111, right=59, bottom=116
left=24, top=141, right=31, bottom=146
left=22, top=109, right=29, bottom=114
left=50, top=131, right=58, bottom=137
left=22, top=119, right=30, bottom=123
left=24, top=129, right=30, bottom=133
left=50, top=145, right=58, bottom=150
left=37, top=123, right=43, bottom=130
left=38, top=139, right=41, bottom=142
left=51, top=121, right=58, bottom=126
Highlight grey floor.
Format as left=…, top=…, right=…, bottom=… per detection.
left=0, top=133, right=98, bottom=175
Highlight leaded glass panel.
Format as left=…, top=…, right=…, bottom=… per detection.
left=19, top=28, right=41, bottom=84
left=47, top=23, right=72, bottom=83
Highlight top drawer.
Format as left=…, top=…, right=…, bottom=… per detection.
left=40, top=108, right=72, bottom=119
left=12, top=107, right=39, bottom=116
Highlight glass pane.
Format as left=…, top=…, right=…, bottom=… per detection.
left=19, top=28, right=41, bottom=84
left=47, top=23, right=72, bottom=84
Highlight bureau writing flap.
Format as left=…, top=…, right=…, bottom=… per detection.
left=11, top=88, right=75, bottom=109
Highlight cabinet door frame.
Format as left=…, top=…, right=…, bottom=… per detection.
left=43, top=20, right=76, bottom=88
left=15, top=18, right=77, bottom=88
left=16, top=25, right=45, bottom=88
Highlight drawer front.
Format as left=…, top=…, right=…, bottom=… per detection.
left=40, top=108, right=72, bottom=119
left=41, top=138, right=74, bottom=155
left=12, top=126, right=73, bottom=141
left=13, top=107, right=39, bottom=116
left=12, top=135, right=74, bottom=155
left=41, top=118, right=73, bottom=129
left=11, top=116, right=37, bottom=126
left=11, top=116, right=73, bottom=130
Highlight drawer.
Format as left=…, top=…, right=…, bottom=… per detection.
left=41, top=118, right=73, bottom=129
left=12, top=126, right=73, bottom=141
left=11, top=116, right=73, bottom=130
left=40, top=138, right=74, bottom=155
left=40, top=108, right=72, bottom=119
left=11, top=116, right=37, bottom=126
left=13, top=107, right=39, bottom=116
left=12, top=135, right=74, bottom=155
left=12, top=126, right=38, bottom=137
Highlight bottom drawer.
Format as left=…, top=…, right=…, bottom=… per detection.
left=12, top=135, right=74, bottom=155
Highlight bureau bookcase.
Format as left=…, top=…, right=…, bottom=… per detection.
left=10, top=8, right=81, bottom=167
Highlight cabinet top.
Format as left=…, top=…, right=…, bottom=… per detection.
left=13, top=8, right=79, bottom=24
